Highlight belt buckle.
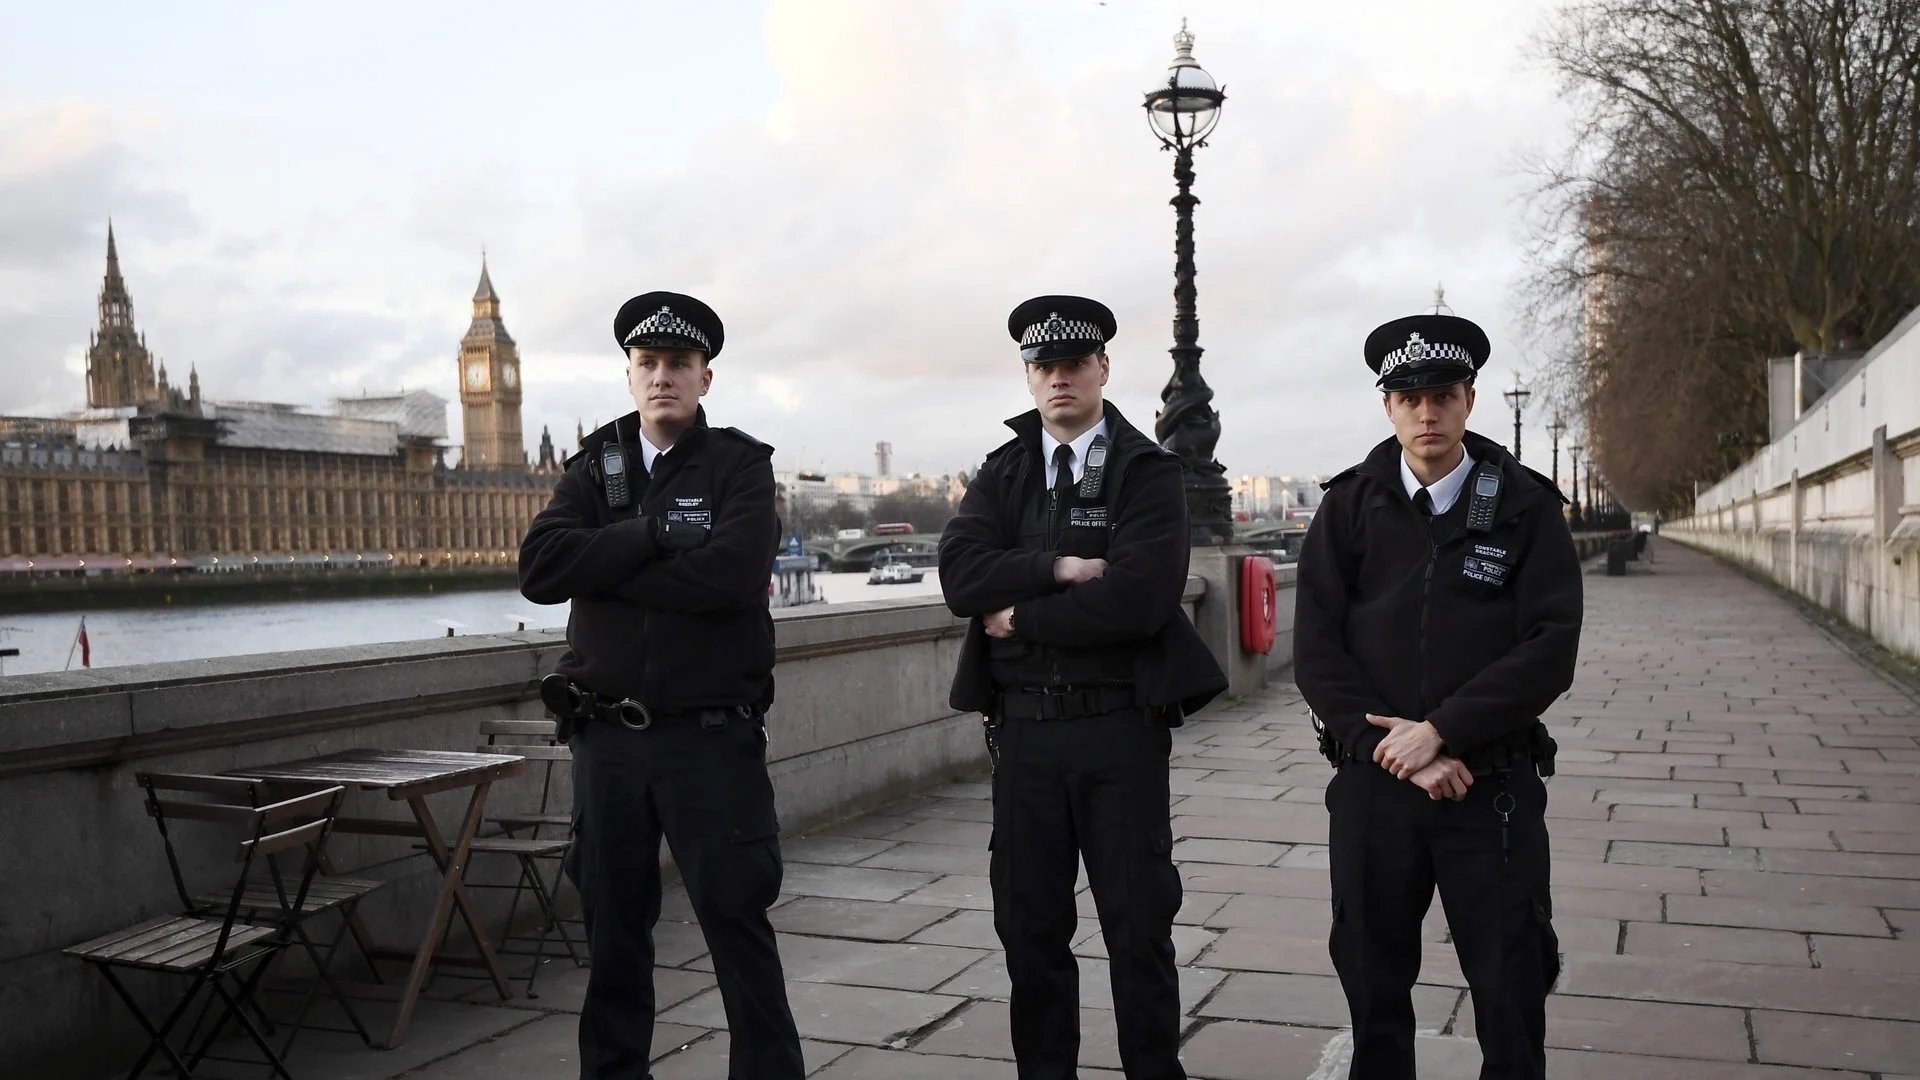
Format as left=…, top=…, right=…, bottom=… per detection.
left=614, top=698, right=653, bottom=731
left=1038, top=684, right=1078, bottom=720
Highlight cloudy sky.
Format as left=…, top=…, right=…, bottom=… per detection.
left=1, top=0, right=1574, bottom=480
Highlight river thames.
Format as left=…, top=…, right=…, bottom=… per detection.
left=0, top=571, right=943, bottom=677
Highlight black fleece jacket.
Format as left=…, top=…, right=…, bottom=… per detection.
left=1293, top=430, right=1582, bottom=760
left=518, top=408, right=778, bottom=710
left=941, top=401, right=1226, bottom=718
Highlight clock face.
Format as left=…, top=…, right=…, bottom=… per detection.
left=501, top=364, right=518, bottom=389
left=464, top=361, right=489, bottom=391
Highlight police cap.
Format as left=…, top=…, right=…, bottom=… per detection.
left=1364, top=313, right=1489, bottom=392
left=614, top=291, right=724, bottom=360
left=1008, top=295, right=1116, bottom=364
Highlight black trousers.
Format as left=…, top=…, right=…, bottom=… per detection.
left=1326, top=762, right=1559, bottom=1080
left=990, top=706, right=1186, bottom=1080
left=566, top=713, right=804, bottom=1080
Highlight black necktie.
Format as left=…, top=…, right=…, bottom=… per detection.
left=1048, top=444, right=1075, bottom=545
left=1052, top=444, right=1076, bottom=495
left=1414, top=488, right=1434, bottom=517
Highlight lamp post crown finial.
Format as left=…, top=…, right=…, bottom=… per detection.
left=1174, top=18, right=1194, bottom=56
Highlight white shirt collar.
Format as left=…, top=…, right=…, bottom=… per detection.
left=637, top=431, right=669, bottom=473
left=1040, top=418, right=1109, bottom=486
left=1401, top=448, right=1476, bottom=515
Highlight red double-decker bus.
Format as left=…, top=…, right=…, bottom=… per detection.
left=871, top=522, right=915, bottom=536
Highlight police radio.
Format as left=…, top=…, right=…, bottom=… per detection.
left=1077, top=435, right=1109, bottom=500
left=1464, top=462, right=1502, bottom=534
left=599, top=442, right=633, bottom=510
left=591, top=417, right=635, bottom=511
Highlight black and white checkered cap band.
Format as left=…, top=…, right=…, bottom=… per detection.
left=623, top=306, right=711, bottom=351
left=1378, top=332, right=1474, bottom=378
left=1019, top=313, right=1104, bottom=347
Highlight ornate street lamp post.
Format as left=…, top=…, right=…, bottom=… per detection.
left=1502, top=375, right=1532, bottom=465
left=1568, top=443, right=1584, bottom=529
left=1144, top=21, right=1232, bottom=545
left=1547, top=412, right=1567, bottom=506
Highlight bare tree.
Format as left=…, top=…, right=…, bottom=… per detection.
left=1522, top=0, right=1920, bottom=509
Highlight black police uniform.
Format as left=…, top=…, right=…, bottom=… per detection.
left=518, top=292, right=803, bottom=1080
left=941, top=296, right=1226, bottom=1080
left=1293, top=313, right=1583, bottom=1080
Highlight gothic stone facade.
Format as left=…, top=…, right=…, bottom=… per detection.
left=0, top=235, right=551, bottom=567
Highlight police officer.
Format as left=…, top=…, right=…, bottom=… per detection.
left=1294, top=312, right=1583, bottom=1079
left=941, top=296, right=1226, bottom=1080
left=519, top=292, right=804, bottom=1080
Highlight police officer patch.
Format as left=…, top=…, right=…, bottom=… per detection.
left=1069, top=506, right=1108, bottom=528
left=1462, top=555, right=1510, bottom=586
left=667, top=495, right=711, bottom=526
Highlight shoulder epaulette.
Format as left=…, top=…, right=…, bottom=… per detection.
left=1322, top=467, right=1361, bottom=490
left=982, top=435, right=1023, bottom=463
left=718, top=426, right=773, bottom=452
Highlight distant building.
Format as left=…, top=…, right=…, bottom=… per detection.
left=1231, top=474, right=1326, bottom=520
left=774, top=468, right=966, bottom=514
left=0, top=231, right=549, bottom=568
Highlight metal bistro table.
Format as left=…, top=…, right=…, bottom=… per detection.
left=235, top=747, right=525, bottom=1048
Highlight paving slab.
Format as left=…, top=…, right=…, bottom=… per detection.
left=659, top=979, right=964, bottom=1047
left=1753, top=1009, right=1920, bottom=1073
left=771, top=894, right=957, bottom=942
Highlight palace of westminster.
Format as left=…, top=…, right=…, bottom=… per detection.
left=0, top=227, right=563, bottom=570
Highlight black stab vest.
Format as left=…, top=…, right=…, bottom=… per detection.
left=986, top=453, right=1136, bottom=690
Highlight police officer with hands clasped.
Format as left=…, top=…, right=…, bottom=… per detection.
left=519, top=292, right=804, bottom=1080
left=1294, top=311, right=1583, bottom=1079
left=941, top=296, right=1226, bottom=1080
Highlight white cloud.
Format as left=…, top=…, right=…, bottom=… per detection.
left=0, top=0, right=1570, bottom=478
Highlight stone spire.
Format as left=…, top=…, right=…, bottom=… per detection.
left=86, top=222, right=161, bottom=409
left=537, top=425, right=557, bottom=471
left=474, top=251, right=498, bottom=302
left=466, top=253, right=511, bottom=341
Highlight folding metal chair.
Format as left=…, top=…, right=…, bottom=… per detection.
left=457, top=719, right=586, bottom=997
left=187, top=788, right=387, bottom=1056
left=64, top=775, right=346, bottom=1080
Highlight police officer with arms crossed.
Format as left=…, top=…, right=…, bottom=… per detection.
left=1293, top=312, right=1582, bottom=1079
left=519, top=292, right=804, bottom=1080
left=941, top=296, right=1226, bottom=1080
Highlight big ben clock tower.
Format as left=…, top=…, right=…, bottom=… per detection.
left=456, top=255, right=525, bottom=469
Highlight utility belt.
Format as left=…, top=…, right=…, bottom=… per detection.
left=540, top=672, right=758, bottom=741
left=1311, top=711, right=1558, bottom=779
left=994, top=683, right=1138, bottom=722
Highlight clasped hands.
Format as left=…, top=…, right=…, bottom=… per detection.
left=1368, top=714, right=1472, bottom=801
left=648, top=516, right=708, bottom=554
left=983, top=556, right=1107, bottom=639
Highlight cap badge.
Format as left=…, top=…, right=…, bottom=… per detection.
left=1379, top=331, right=1471, bottom=377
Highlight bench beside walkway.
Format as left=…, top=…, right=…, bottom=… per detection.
left=269, top=539, right=1920, bottom=1079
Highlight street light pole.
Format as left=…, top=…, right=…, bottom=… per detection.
left=1144, top=21, right=1233, bottom=546
left=1502, top=375, right=1532, bottom=465
left=1568, top=443, right=1584, bottom=529
left=1547, top=413, right=1566, bottom=508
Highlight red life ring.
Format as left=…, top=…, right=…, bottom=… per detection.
left=1239, top=555, right=1278, bottom=654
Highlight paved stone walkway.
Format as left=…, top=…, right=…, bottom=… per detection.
left=272, top=539, right=1920, bottom=1079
